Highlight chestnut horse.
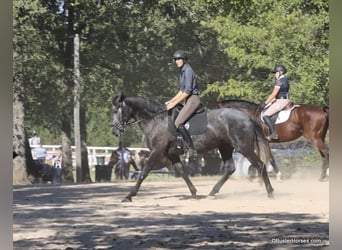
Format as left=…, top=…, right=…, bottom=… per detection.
left=216, top=99, right=329, bottom=181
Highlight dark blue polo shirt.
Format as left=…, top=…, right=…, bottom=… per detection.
left=275, top=76, right=289, bottom=99
left=179, top=63, right=199, bottom=95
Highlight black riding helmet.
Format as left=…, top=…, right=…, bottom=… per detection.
left=272, top=64, right=286, bottom=74
left=173, top=50, right=188, bottom=60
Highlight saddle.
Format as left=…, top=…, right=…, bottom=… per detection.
left=168, top=103, right=208, bottom=136
left=262, top=102, right=300, bottom=124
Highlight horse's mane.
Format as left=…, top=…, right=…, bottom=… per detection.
left=217, top=98, right=258, bottom=109
left=125, top=96, right=165, bottom=116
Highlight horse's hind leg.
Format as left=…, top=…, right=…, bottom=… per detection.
left=251, top=143, right=281, bottom=182
left=307, top=133, right=329, bottom=181
left=269, top=154, right=282, bottom=182
left=245, top=152, right=274, bottom=198
left=316, top=140, right=329, bottom=181
left=247, top=164, right=258, bottom=181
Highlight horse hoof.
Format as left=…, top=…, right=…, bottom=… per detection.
left=276, top=173, right=282, bottom=182
left=121, top=197, right=132, bottom=202
left=267, top=192, right=274, bottom=199
left=206, top=195, right=216, bottom=200
left=319, top=177, right=329, bottom=182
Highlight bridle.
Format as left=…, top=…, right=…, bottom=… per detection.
left=111, top=100, right=167, bottom=133
left=110, top=102, right=129, bottom=133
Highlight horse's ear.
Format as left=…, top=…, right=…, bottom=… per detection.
left=112, top=93, right=126, bottom=105
left=119, top=92, right=126, bottom=102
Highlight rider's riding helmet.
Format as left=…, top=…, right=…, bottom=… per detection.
left=173, top=50, right=188, bottom=60
left=272, top=64, right=287, bottom=74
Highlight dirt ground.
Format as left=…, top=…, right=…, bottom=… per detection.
left=13, top=169, right=329, bottom=250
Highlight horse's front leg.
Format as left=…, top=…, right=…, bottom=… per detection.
left=122, top=169, right=149, bottom=202
left=208, top=158, right=235, bottom=197
left=173, top=161, right=197, bottom=198
left=122, top=151, right=162, bottom=202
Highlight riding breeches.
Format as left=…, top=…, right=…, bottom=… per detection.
left=263, top=99, right=290, bottom=117
left=175, top=95, right=201, bottom=128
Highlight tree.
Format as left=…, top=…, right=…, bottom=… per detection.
left=14, top=0, right=329, bottom=167
left=201, top=0, right=329, bottom=105
left=13, top=0, right=51, bottom=183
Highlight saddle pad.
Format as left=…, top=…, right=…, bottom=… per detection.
left=168, top=110, right=208, bottom=136
left=275, top=105, right=300, bottom=124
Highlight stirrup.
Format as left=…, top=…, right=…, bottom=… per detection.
left=176, top=136, right=184, bottom=149
left=188, top=149, right=198, bottom=162
left=266, top=134, right=278, bottom=141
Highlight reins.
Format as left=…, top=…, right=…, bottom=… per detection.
left=124, top=109, right=168, bottom=127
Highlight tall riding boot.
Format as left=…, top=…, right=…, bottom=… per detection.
left=263, top=116, right=278, bottom=140
left=177, top=124, right=197, bottom=161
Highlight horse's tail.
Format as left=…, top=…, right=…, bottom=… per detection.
left=322, top=106, right=329, bottom=141
left=251, top=117, right=273, bottom=185
left=251, top=118, right=272, bottom=165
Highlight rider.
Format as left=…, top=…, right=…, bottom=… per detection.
left=260, top=64, right=290, bottom=140
left=165, top=50, right=201, bottom=161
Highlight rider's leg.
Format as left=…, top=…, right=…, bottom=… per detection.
left=177, top=124, right=197, bottom=161
left=263, top=115, right=278, bottom=140
left=262, top=100, right=287, bottom=140
left=174, top=95, right=201, bottom=162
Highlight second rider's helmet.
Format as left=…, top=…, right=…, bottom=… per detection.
left=173, top=50, right=188, bottom=60
left=272, top=65, right=287, bottom=74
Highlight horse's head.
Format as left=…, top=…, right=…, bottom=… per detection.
left=111, top=94, right=133, bottom=136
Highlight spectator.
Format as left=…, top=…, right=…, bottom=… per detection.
left=29, top=131, right=41, bottom=146
left=32, top=144, right=47, bottom=163
left=116, top=142, right=140, bottom=179
left=117, top=143, right=131, bottom=166
left=52, top=146, right=63, bottom=184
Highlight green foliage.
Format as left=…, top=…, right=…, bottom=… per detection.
left=13, top=0, right=72, bottom=132
left=202, top=0, right=328, bottom=105
left=14, top=0, right=329, bottom=146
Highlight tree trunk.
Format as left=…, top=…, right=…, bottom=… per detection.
left=13, top=63, right=39, bottom=184
left=61, top=115, right=75, bottom=183
left=13, top=99, right=30, bottom=184
left=81, top=108, right=92, bottom=183
left=59, top=3, right=76, bottom=183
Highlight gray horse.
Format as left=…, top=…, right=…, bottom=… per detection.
left=111, top=94, right=274, bottom=202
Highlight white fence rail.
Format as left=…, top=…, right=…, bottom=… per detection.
left=35, top=145, right=274, bottom=176
left=35, top=145, right=149, bottom=167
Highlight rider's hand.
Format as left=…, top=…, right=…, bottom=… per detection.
left=165, top=102, right=176, bottom=110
